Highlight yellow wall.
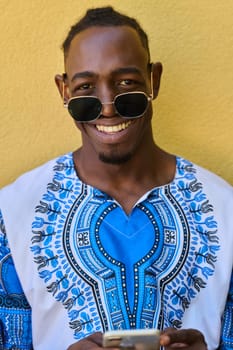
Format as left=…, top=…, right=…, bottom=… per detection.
left=0, top=1, right=233, bottom=187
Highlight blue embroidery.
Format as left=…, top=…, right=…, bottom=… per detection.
left=220, top=271, right=233, bottom=349
left=31, top=154, right=220, bottom=338
left=0, top=211, right=32, bottom=349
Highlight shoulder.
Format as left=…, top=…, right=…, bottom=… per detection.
left=176, top=156, right=233, bottom=210
left=177, top=156, right=232, bottom=191
left=176, top=156, right=233, bottom=206
left=194, top=161, right=232, bottom=196
left=0, top=153, right=75, bottom=209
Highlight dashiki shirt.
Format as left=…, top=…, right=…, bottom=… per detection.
left=0, top=153, right=232, bottom=350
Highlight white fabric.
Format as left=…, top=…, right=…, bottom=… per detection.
left=0, top=154, right=232, bottom=350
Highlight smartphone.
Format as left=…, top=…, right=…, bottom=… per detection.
left=103, top=328, right=160, bottom=350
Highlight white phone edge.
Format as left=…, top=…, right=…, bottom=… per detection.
left=103, top=329, right=160, bottom=349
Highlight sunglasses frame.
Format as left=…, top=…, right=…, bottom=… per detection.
left=62, top=64, right=155, bottom=122
left=65, top=91, right=152, bottom=122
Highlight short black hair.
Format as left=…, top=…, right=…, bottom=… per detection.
left=62, top=6, right=150, bottom=61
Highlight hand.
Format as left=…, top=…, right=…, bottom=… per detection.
left=67, top=332, right=103, bottom=350
left=67, top=328, right=208, bottom=350
left=160, top=328, right=208, bottom=350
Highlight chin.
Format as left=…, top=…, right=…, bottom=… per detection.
left=98, top=151, right=133, bottom=165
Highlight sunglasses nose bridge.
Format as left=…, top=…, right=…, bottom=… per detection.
left=100, top=100, right=116, bottom=116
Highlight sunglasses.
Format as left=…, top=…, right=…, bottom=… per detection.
left=65, top=91, right=152, bottom=122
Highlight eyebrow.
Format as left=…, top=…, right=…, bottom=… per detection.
left=71, top=71, right=95, bottom=82
left=112, top=67, right=143, bottom=76
left=70, top=66, right=143, bottom=82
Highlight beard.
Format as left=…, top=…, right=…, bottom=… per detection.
left=98, top=150, right=133, bottom=164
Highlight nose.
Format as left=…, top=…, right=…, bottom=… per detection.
left=101, top=101, right=116, bottom=117
left=98, top=85, right=117, bottom=117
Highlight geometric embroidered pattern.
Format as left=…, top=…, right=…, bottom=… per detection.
left=31, top=154, right=220, bottom=340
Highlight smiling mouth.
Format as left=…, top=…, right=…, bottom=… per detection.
left=95, top=121, right=132, bottom=133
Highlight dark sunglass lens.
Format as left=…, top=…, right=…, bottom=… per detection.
left=115, top=93, right=148, bottom=118
left=67, top=97, right=102, bottom=122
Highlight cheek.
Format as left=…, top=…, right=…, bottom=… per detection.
left=74, top=120, right=81, bottom=129
left=73, top=120, right=86, bottom=136
left=74, top=120, right=84, bottom=132
left=74, top=121, right=92, bottom=139
left=144, top=104, right=153, bottom=121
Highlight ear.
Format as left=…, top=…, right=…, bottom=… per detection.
left=151, top=62, right=163, bottom=99
left=54, top=74, right=70, bottom=106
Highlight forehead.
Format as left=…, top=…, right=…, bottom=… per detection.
left=65, top=26, right=149, bottom=75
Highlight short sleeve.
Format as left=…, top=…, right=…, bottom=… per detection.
left=0, top=209, right=33, bottom=349
left=219, top=270, right=233, bottom=349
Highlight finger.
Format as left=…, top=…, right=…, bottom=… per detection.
left=87, top=332, right=103, bottom=346
left=67, top=332, right=103, bottom=350
left=160, top=329, right=207, bottom=347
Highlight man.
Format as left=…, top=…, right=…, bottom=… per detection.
left=0, top=6, right=232, bottom=350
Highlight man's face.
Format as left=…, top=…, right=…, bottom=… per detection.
left=64, top=25, right=155, bottom=164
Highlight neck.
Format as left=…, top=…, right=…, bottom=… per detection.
left=73, top=144, right=176, bottom=214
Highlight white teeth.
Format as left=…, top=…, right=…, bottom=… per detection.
left=96, top=121, right=132, bottom=133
